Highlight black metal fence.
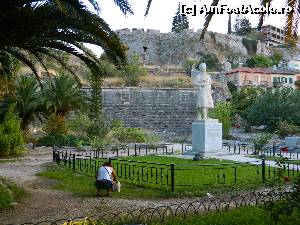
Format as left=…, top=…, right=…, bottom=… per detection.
left=19, top=189, right=286, bottom=225
left=221, top=142, right=300, bottom=159
left=52, top=146, right=300, bottom=193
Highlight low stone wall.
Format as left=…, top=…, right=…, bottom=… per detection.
left=94, top=86, right=230, bottom=134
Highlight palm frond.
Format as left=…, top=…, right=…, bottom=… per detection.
left=1, top=47, right=42, bottom=87
left=0, top=0, right=130, bottom=83
left=113, top=0, right=133, bottom=15
left=144, top=0, right=153, bottom=16
left=200, top=0, right=220, bottom=40
left=285, top=0, right=299, bottom=46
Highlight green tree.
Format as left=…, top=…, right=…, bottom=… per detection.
left=120, top=54, right=147, bottom=86
left=245, top=55, right=273, bottom=68
left=271, top=51, right=283, bottom=65
left=88, top=72, right=110, bottom=139
left=234, top=16, right=252, bottom=36
left=171, top=4, right=189, bottom=33
left=232, top=87, right=264, bottom=118
left=227, top=14, right=232, bottom=35
left=245, top=88, right=300, bottom=131
left=199, top=53, right=221, bottom=72
left=43, top=74, right=86, bottom=119
left=209, top=101, right=233, bottom=139
left=0, top=0, right=132, bottom=82
left=0, top=75, right=44, bottom=132
left=0, top=105, right=24, bottom=157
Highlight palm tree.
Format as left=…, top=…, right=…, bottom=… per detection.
left=145, top=0, right=300, bottom=46
left=0, top=75, right=43, bottom=131
left=0, top=0, right=133, bottom=83
left=43, top=74, right=87, bottom=118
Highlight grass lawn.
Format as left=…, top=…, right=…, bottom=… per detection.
left=0, top=177, right=27, bottom=209
left=248, top=155, right=300, bottom=164
left=0, top=159, right=18, bottom=163
left=154, top=205, right=299, bottom=225
left=38, top=156, right=282, bottom=198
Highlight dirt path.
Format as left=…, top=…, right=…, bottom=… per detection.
left=0, top=149, right=205, bottom=225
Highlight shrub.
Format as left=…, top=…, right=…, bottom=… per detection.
left=242, top=38, right=257, bottom=55
left=209, top=101, right=233, bottom=139
left=107, top=120, right=147, bottom=144
left=232, top=87, right=264, bottom=117
left=37, top=134, right=90, bottom=147
left=252, top=133, right=273, bottom=152
left=67, top=113, right=93, bottom=136
left=245, top=88, right=300, bottom=131
left=182, top=57, right=198, bottom=74
left=43, top=113, right=68, bottom=136
left=0, top=181, right=12, bottom=208
left=0, top=105, right=24, bottom=157
left=199, top=53, right=221, bottom=72
left=245, top=54, right=273, bottom=68
left=120, top=54, right=147, bottom=86
left=276, top=121, right=300, bottom=138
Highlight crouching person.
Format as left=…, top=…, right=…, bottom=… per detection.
left=95, top=161, right=118, bottom=197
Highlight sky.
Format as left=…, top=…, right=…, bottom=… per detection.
left=86, top=0, right=288, bottom=56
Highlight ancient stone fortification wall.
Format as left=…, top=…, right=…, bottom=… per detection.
left=116, top=28, right=249, bottom=66
left=92, top=86, right=230, bottom=134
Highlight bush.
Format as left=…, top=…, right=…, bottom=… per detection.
left=245, top=54, right=273, bottom=68
left=209, top=101, right=233, bottom=139
left=67, top=113, right=93, bottom=136
left=199, top=53, right=221, bottom=72
left=242, top=38, right=257, bottom=55
left=252, top=133, right=273, bottom=152
left=0, top=180, right=12, bottom=208
left=0, top=105, right=24, bottom=157
left=0, top=177, right=26, bottom=209
left=182, top=57, right=198, bottom=74
left=106, top=120, right=147, bottom=144
left=120, top=54, right=147, bottom=86
left=245, top=88, right=300, bottom=131
left=43, top=113, right=68, bottom=136
left=37, top=134, right=91, bottom=147
left=276, top=121, right=300, bottom=138
left=232, top=87, right=264, bottom=117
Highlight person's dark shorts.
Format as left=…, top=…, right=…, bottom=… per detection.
left=95, top=179, right=113, bottom=190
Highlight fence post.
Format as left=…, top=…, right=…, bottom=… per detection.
left=72, top=154, right=75, bottom=171
left=262, top=158, right=266, bottom=183
left=52, top=146, right=55, bottom=162
left=171, top=164, right=175, bottom=192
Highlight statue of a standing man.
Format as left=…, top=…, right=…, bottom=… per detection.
left=191, top=63, right=214, bottom=120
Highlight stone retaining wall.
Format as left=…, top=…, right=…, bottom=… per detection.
left=83, top=86, right=230, bottom=134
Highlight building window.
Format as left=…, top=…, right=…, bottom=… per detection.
left=273, top=77, right=278, bottom=83
left=289, top=78, right=293, bottom=84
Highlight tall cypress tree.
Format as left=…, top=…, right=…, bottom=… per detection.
left=171, top=4, right=189, bottom=33
left=227, top=14, right=232, bottom=34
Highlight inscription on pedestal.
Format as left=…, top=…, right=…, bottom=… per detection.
left=206, top=124, right=222, bottom=137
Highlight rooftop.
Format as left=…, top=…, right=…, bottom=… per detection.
left=225, top=67, right=297, bottom=75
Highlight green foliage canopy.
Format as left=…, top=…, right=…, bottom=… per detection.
left=209, top=101, right=233, bottom=139
left=245, top=55, right=274, bottom=68
left=234, top=16, right=252, bottom=36
left=245, top=88, right=300, bottom=131
left=0, top=105, right=24, bottom=157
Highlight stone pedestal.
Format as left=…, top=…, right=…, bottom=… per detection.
left=186, top=119, right=223, bottom=155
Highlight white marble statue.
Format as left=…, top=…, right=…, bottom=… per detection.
left=191, top=63, right=214, bottom=120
